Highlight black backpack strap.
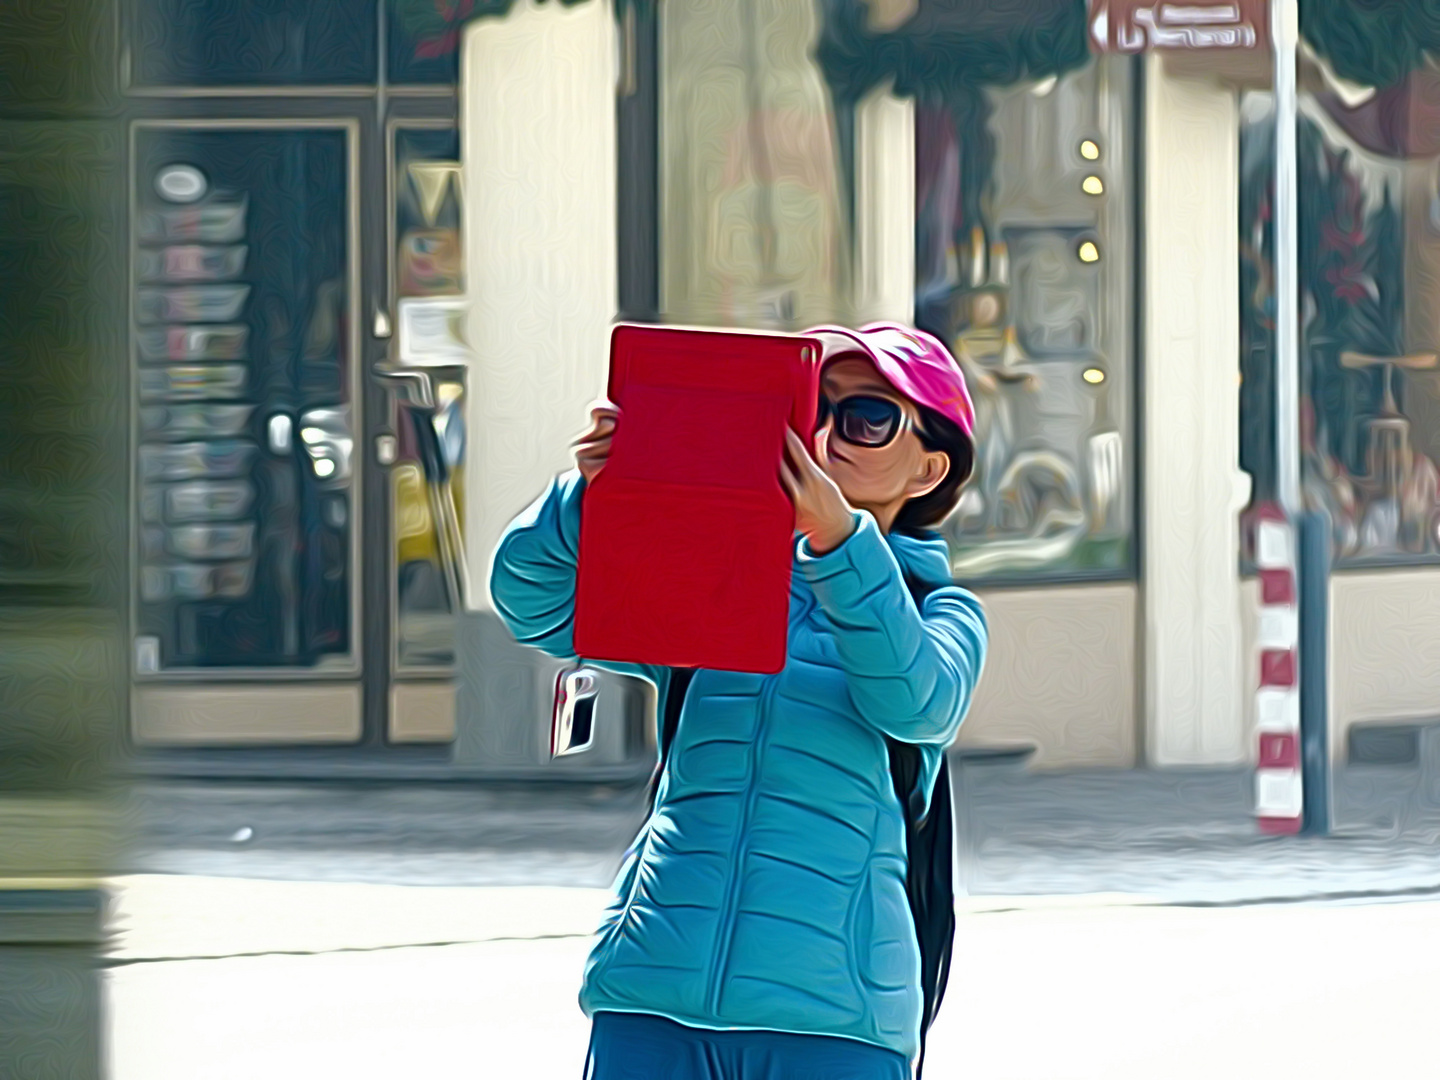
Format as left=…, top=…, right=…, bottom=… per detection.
left=891, top=571, right=957, bottom=1080
left=646, top=667, right=696, bottom=810
left=889, top=745, right=955, bottom=1078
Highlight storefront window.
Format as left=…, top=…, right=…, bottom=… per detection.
left=660, top=0, right=1131, bottom=583
left=914, top=57, right=1137, bottom=583
left=132, top=125, right=355, bottom=671
left=658, top=0, right=851, bottom=331
left=1239, top=86, right=1440, bottom=567
left=387, top=0, right=465, bottom=85
left=125, top=0, right=468, bottom=89
left=127, top=0, right=378, bottom=88
left=389, top=125, right=467, bottom=671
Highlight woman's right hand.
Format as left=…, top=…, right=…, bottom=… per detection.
left=574, top=403, right=620, bottom=484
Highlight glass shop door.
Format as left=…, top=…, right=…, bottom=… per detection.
left=382, top=119, right=470, bottom=744
left=129, top=119, right=367, bottom=743
left=122, top=0, right=471, bottom=752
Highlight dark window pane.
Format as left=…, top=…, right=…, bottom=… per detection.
left=133, top=127, right=354, bottom=669
left=129, top=0, right=377, bottom=88
left=387, top=0, right=464, bottom=85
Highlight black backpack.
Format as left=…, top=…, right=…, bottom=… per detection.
left=646, top=576, right=955, bottom=1077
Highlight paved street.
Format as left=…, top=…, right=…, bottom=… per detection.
left=106, top=876, right=1440, bottom=1080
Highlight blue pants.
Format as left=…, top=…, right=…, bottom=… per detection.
left=584, top=1011, right=912, bottom=1080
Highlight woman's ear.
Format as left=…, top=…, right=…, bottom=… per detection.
left=906, top=449, right=950, bottom=500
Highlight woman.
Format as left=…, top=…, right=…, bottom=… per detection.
left=490, top=323, right=987, bottom=1079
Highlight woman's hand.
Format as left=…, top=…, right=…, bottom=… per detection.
left=781, top=428, right=857, bottom=555
left=574, top=403, right=620, bottom=484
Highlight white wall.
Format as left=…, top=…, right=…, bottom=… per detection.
left=853, top=83, right=914, bottom=325
left=964, top=584, right=1139, bottom=769
left=1142, top=53, right=1249, bottom=765
left=461, top=0, right=617, bottom=609
left=1331, top=570, right=1440, bottom=755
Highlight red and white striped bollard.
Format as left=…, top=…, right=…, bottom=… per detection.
left=1253, top=503, right=1303, bottom=834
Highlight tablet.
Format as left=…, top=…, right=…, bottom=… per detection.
left=573, top=324, right=821, bottom=673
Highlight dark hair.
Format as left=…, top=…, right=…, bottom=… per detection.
left=891, top=405, right=975, bottom=538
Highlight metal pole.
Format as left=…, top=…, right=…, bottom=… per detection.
left=1273, top=0, right=1300, bottom=518
left=1298, top=509, right=1332, bottom=833
left=1273, top=0, right=1331, bottom=834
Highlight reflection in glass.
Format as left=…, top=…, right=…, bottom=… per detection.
left=395, top=129, right=464, bottom=300
left=658, top=0, right=849, bottom=330
left=387, top=0, right=464, bottom=86
left=132, top=127, right=352, bottom=669
left=1239, top=94, right=1440, bottom=566
left=393, top=376, right=465, bottom=668
left=390, top=127, right=467, bottom=670
left=915, top=57, right=1135, bottom=580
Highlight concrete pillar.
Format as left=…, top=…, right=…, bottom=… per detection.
left=1142, top=54, right=1250, bottom=766
left=461, top=0, right=618, bottom=608
left=853, top=83, right=915, bottom=325
left=456, top=2, right=651, bottom=772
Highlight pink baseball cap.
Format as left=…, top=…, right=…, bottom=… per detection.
left=805, top=322, right=976, bottom=441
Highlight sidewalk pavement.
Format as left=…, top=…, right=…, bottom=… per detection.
left=122, top=753, right=1440, bottom=907
left=952, top=758, right=1440, bottom=905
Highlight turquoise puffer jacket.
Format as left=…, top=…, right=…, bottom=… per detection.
left=489, top=470, right=987, bottom=1061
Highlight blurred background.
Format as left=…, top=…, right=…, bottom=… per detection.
left=3, top=0, right=1440, bottom=1077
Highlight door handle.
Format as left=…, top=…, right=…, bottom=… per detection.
left=373, top=363, right=435, bottom=409
left=374, top=363, right=469, bottom=611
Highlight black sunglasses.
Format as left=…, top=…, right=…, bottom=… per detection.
left=815, top=394, right=916, bottom=449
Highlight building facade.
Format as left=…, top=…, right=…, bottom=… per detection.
left=456, top=0, right=1440, bottom=772
left=99, top=0, right=1440, bottom=772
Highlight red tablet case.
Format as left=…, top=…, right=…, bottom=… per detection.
left=573, top=325, right=820, bottom=674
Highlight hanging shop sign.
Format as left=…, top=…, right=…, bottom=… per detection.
left=1088, top=1, right=1268, bottom=53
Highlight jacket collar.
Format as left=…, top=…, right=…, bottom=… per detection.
left=885, top=528, right=954, bottom=591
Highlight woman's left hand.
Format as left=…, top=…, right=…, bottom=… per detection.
left=781, top=428, right=857, bottom=556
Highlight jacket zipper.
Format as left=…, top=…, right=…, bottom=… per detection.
left=705, top=670, right=782, bottom=1016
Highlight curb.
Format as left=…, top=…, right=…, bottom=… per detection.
left=959, top=879, right=1440, bottom=914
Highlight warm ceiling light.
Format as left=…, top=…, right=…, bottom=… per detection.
left=1078, top=241, right=1100, bottom=263
left=1080, top=139, right=1101, bottom=161
left=1083, top=367, right=1106, bottom=385
left=1082, top=175, right=1105, bottom=196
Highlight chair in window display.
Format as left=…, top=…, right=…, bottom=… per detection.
left=1294, top=397, right=1362, bottom=561
left=1339, top=350, right=1440, bottom=556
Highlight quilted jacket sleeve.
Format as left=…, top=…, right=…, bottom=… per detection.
left=797, top=511, right=987, bottom=746
left=488, top=469, right=663, bottom=689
